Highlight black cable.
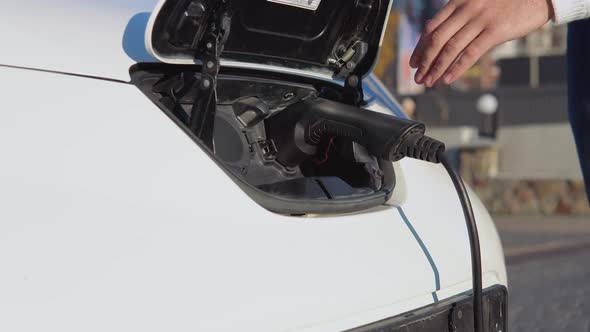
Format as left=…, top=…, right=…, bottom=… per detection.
left=438, top=151, right=484, bottom=332
left=388, top=133, right=483, bottom=331
left=274, top=100, right=485, bottom=330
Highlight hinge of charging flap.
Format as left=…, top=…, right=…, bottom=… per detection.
left=188, top=0, right=231, bottom=150
left=331, top=41, right=368, bottom=106
left=331, top=41, right=367, bottom=77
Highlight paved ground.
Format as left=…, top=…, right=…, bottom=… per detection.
left=494, top=216, right=590, bottom=331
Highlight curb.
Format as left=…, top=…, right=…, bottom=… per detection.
left=505, top=240, right=590, bottom=265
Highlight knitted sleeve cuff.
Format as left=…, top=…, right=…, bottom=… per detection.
left=552, top=0, right=589, bottom=24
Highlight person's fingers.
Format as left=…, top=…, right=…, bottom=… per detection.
left=442, top=29, right=496, bottom=84
left=409, top=2, right=457, bottom=68
left=413, top=5, right=473, bottom=85
left=422, top=21, right=485, bottom=87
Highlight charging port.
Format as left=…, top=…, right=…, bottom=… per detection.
left=131, top=64, right=396, bottom=215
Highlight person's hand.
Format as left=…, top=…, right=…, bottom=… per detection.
left=409, top=0, right=554, bottom=87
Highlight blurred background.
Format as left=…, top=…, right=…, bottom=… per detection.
left=375, top=2, right=590, bottom=330
left=376, top=0, right=588, bottom=217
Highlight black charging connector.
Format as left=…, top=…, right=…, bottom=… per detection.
left=268, top=98, right=445, bottom=167
left=267, top=97, right=484, bottom=332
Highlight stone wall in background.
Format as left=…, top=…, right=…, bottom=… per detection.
left=460, top=149, right=590, bottom=216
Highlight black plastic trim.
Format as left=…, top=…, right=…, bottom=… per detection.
left=150, top=0, right=390, bottom=78
left=347, top=285, right=508, bottom=332
left=130, top=63, right=396, bottom=215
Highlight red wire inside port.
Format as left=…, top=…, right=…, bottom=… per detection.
left=313, top=137, right=335, bottom=166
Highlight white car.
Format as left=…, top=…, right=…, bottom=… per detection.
left=0, top=0, right=507, bottom=331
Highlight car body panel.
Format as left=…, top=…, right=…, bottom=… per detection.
left=0, top=1, right=507, bottom=331
left=0, top=0, right=389, bottom=83
left=0, top=66, right=506, bottom=332
left=0, top=0, right=158, bottom=82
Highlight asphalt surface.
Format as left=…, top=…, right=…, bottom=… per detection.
left=494, top=216, right=590, bottom=332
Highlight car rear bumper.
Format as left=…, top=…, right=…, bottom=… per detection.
left=348, top=285, right=507, bottom=332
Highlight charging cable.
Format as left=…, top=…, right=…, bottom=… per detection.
left=397, top=137, right=484, bottom=332
left=269, top=97, right=484, bottom=331
left=396, top=135, right=484, bottom=332
left=439, top=152, right=483, bottom=332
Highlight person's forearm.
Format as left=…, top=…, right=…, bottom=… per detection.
left=552, top=0, right=590, bottom=24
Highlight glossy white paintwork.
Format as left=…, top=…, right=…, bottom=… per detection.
left=0, top=67, right=506, bottom=332
left=0, top=0, right=159, bottom=81
left=0, top=1, right=507, bottom=331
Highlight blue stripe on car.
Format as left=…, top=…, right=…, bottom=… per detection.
left=363, top=75, right=406, bottom=118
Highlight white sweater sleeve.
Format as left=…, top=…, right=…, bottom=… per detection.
left=552, top=0, right=590, bottom=24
